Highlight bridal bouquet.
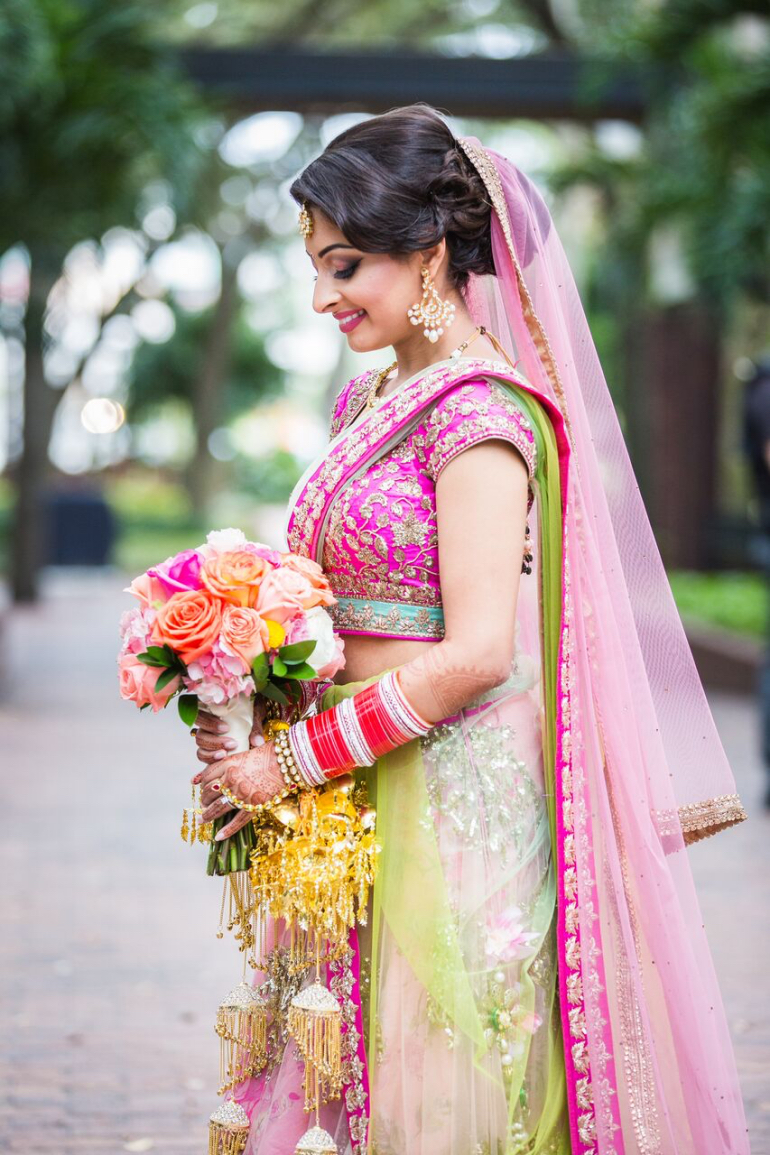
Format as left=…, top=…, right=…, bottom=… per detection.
left=118, top=527, right=345, bottom=873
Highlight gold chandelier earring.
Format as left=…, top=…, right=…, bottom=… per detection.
left=407, top=266, right=456, bottom=344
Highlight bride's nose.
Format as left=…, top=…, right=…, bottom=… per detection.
left=312, top=273, right=342, bottom=315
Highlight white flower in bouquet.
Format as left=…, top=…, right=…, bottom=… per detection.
left=205, top=526, right=248, bottom=554
left=287, top=606, right=346, bottom=680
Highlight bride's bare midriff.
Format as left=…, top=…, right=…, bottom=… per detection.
left=334, top=634, right=435, bottom=685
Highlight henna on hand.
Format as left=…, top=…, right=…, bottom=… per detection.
left=200, top=743, right=285, bottom=816
left=398, top=642, right=510, bottom=725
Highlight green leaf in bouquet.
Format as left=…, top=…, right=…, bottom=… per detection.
left=272, top=656, right=288, bottom=678
left=136, top=649, right=168, bottom=667
left=278, top=639, right=317, bottom=663
left=155, top=666, right=180, bottom=692
left=262, top=681, right=289, bottom=706
left=284, top=661, right=318, bottom=681
left=178, top=693, right=199, bottom=728
left=251, top=652, right=269, bottom=690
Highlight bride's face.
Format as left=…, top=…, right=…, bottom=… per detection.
left=304, top=209, right=440, bottom=354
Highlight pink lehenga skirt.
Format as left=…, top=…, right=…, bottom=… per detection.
left=230, top=660, right=571, bottom=1155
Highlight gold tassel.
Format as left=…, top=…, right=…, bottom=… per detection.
left=250, top=784, right=380, bottom=952
left=208, top=1100, right=250, bottom=1155
left=180, top=785, right=214, bottom=846
left=288, top=981, right=342, bottom=1113
left=215, top=982, right=268, bottom=1094
left=294, top=1125, right=338, bottom=1154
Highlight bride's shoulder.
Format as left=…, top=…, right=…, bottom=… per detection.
left=328, top=367, right=379, bottom=439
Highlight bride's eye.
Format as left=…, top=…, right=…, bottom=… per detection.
left=334, top=260, right=361, bottom=281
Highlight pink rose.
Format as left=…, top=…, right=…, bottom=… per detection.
left=251, top=544, right=284, bottom=566
left=256, top=568, right=329, bottom=625
left=220, top=605, right=270, bottom=667
left=118, top=651, right=180, bottom=712
left=280, top=553, right=335, bottom=605
left=147, top=549, right=204, bottom=597
left=124, top=571, right=167, bottom=607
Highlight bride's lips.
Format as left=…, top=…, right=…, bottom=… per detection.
left=336, top=309, right=367, bottom=334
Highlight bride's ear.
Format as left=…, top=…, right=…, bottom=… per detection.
left=419, top=238, right=448, bottom=282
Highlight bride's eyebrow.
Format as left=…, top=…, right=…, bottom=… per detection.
left=315, top=243, right=356, bottom=258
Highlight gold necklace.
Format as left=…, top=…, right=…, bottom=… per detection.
left=365, top=326, right=486, bottom=410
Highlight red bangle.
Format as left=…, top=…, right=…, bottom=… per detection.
left=289, top=671, right=433, bottom=785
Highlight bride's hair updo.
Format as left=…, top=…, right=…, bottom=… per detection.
left=289, top=103, right=495, bottom=292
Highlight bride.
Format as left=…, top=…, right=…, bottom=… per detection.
left=191, top=104, right=750, bottom=1155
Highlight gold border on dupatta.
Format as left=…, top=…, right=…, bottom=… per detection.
left=456, top=137, right=575, bottom=450
left=653, top=793, right=748, bottom=849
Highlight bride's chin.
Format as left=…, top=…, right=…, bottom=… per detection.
left=347, top=329, right=380, bottom=352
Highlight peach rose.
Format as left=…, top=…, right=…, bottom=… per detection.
left=280, top=553, right=335, bottom=604
left=256, top=567, right=330, bottom=625
left=200, top=549, right=267, bottom=608
left=220, top=605, right=270, bottom=668
left=124, top=571, right=167, bottom=608
left=118, top=652, right=180, bottom=712
left=151, top=589, right=223, bottom=665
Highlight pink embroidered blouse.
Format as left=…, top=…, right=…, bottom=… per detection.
left=314, top=366, right=537, bottom=642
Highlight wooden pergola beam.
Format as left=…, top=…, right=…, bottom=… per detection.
left=177, top=47, right=650, bottom=122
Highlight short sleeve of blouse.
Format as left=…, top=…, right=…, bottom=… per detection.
left=419, top=379, right=537, bottom=483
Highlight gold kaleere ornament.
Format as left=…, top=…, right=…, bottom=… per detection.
left=248, top=779, right=379, bottom=1155
left=182, top=782, right=214, bottom=845
left=294, top=1124, right=339, bottom=1154
left=250, top=784, right=379, bottom=957
left=288, top=980, right=343, bottom=1113
left=208, top=1099, right=250, bottom=1155
left=215, top=981, right=269, bottom=1094
left=216, top=869, right=264, bottom=970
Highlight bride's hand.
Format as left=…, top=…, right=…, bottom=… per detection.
left=191, top=699, right=268, bottom=765
left=196, top=742, right=286, bottom=840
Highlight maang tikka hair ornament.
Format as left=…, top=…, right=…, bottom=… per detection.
left=407, top=265, right=456, bottom=343
left=298, top=201, right=314, bottom=239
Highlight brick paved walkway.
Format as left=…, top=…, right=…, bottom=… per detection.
left=0, top=571, right=768, bottom=1153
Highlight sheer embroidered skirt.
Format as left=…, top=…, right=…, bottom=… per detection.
left=232, top=678, right=570, bottom=1155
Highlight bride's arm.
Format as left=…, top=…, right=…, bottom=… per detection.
left=397, top=438, right=529, bottom=722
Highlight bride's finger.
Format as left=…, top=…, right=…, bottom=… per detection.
left=194, top=760, right=229, bottom=787
left=201, top=778, right=225, bottom=806
left=196, top=731, right=237, bottom=752
left=197, top=747, right=226, bottom=765
left=213, top=808, right=252, bottom=840
left=201, top=796, right=236, bottom=823
left=193, top=711, right=229, bottom=736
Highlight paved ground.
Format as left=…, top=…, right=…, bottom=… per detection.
left=0, top=570, right=768, bottom=1154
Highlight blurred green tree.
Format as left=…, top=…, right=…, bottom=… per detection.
left=126, top=302, right=282, bottom=510
left=546, top=2, right=769, bottom=565
left=0, top=0, right=202, bottom=601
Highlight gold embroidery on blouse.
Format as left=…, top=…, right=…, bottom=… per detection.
left=423, top=382, right=537, bottom=481
left=329, top=369, right=381, bottom=439
left=321, top=377, right=538, bottom=615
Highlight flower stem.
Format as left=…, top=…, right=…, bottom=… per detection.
left=205, top=814, right=258, bottom=876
